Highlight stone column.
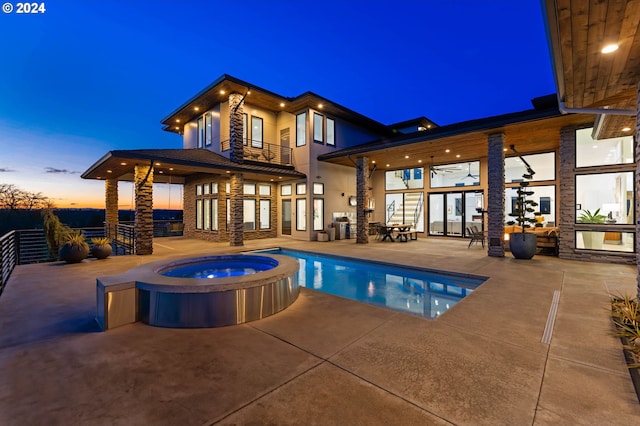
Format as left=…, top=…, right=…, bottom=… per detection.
left=636, top=82, right=640, bottom=299
left=356, top=156, right=370, bottom=244
left=558, top=126, right=576, bottom=260
left=229, top=173, right=244, bottom=246
left=105, top=178, right=118, bottom=239
left=229, top=92, right=244, bottom=164
left=134, top=163, right=154, bottom=255
left=487, top=133, right=505, bottom=257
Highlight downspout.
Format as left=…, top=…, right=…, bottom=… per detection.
left=558, top=101, right=635, bottom=116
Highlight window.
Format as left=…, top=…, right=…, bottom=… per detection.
left=196, top=199, right=203, bottom=229
left=429, top=161, right=479, bottom=188
left=386, top=192, right=424, bottom=232
left=244, top=199, right=256, bottom=230
left=505, top=185, right=556, bottom=226
left=296, top=183, right=306, bottom=195
left=326, top=118, right=335, bottom=146
left=313, top=198, right=324, bottom=231
left=576, top=172, right=633, bottom=225
left=196, top=184, right=203, bottom=196
left=203, top=199, right=210, bottom=230
left=242, top=113, right=248, bottom=145
left=211, top=182, right=218, bottom=194
left=313, top=113, right=324, bottom=143
left=313, top=183, right=324, bottom=195
left=251, top=116, right=263, bottom=148
left=260, top=199, right=270, bottom=229
left=243, top=183, right=256, bottom=195
left=259, top=184, right=271, bottom=196
left=386, top=168, right=425, bottom=190
left=576, top=127, right=634, bottom=167
left=197, top=116, right=205, bottom=148
left=205, top=113, right=212, bottom=147
left=296, top=113, right=306, bottom=146
left=211, top=199, right=218, bottom=230
left=505, top=152, right=555, bottom=182
left=281, top=184, right=292, bottom=196
left=296, top=198, right=307, bottom=230
left=203, top=183, right=210, bottom=195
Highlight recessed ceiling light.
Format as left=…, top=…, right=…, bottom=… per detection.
left=169, top=168, right=174, bottom=171
left=280, top=102, right=285, bottom=107
left=386, top=164, right=390, bottom=167
left=226, top=170, right=230, bottom=174
left=418, top=159, right=422, bottom=163
left=219, top=90, right=226, bottom=95
left=456, top=154, right=460, bottom=158
left=503, top=148, right=508, bottom=151
left=622, top=127, right=632, bottom=132
left=194, top=106, right=200, bottom=111
left=445, top=149, right=450, bottom=153
left=318, top=103, right=324, bottom=109
left=120, top=162, right=127, bottom=166
left=404, top=155, right=409, bottom=159
left=155, top=162, right=161, bottom=166
left=175, top=126, right=179, bottom=130
left=427, top=124, right=432, bottom=129
left=107, top=170, right=112, bottom=173
left=372, top=160, right=376, bottom=164
left=602, top=44, right=619, bottom=54
left=158, top=170, right=164, bottom=174
left=175, top=119, right=180, bottom=123
left=247, top=90, right=251, bottom=95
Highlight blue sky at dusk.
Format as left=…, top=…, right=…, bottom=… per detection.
left=0, top=0, right=555, bottom=209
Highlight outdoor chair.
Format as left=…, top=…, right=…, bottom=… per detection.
left=467, top=225, right=485, bottom=248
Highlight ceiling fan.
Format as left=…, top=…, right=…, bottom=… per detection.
left=462, top=162, right=479, bottom=180
left=429, top=156, right=456, bottom=177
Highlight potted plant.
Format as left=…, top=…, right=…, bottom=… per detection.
left=508, top=182, right=538, bottom=259
left=58, top=231, right=89, bottom=263
left=577, top=208, right=606, bottom=249
left=90, top=237, right=112, bottom=259
left=42, top=208, right=67, bottom=261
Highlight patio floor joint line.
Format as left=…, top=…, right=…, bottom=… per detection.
left=541, top=290, right=561, bottom=344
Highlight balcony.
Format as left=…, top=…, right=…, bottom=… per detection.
left=220, top=139, right=292, bottom=166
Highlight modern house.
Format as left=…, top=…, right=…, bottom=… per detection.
left=82, top=0, right=639, bottom=269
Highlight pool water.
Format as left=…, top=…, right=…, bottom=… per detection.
left=255, top=248, right=486, bottom=319
left=160, top=255, right=278, bottom=279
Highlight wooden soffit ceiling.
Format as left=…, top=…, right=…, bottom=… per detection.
left=544, top=0, right=640, bottom=139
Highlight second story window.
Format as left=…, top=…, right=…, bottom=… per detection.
left=197, top=116, right=205, bottom=148
left=205, top=113, right=212, bottom=147
left=313, top=113, right=324, bottom=143
left=251, top=116, right=263, bottom=148
left=296, top=112, right=306, bottom=147
left=326, top=118, right=335, bottom=146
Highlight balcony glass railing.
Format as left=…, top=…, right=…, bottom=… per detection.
left=220, top=139, right=292, bottom=166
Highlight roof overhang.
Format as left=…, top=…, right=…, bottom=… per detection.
left=161, top=74, right=394, bottom=137
left=541, top=0, right=639, bottom=140
left=318, top=106, right=594, bottom=170
left=81, top=149, right=306, bottom=184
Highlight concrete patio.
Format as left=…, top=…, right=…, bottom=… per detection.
left=1, top=236, right=639, bottom=425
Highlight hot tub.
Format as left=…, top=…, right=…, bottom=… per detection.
left=96, top=253, right=299, bottom=329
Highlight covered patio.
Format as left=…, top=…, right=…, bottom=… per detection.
left=1, top=236, right=638, bottom=424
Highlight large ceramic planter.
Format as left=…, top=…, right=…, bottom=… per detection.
left=581, top=231, right=604, bottom=250
left=509, top=232, right=537, bottom=259
left=91, top=243, right=112, bottom=259
left=59, top=243, right=89, bottom=263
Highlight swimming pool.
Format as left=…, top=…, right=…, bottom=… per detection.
left=254, top=248, right=486, bottom=319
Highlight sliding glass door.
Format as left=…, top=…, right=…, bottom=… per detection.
left=428, top=191, right=483, bottom=237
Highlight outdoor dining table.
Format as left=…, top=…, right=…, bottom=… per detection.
left=379, top=224, right=412, bottom=242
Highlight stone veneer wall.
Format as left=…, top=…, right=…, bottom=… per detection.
left=229, top=173, right=244, bottom=246
left=559, top=124, right=635, bottom=265
left=229, top=93, right=244, bottom=164
left=182, top=175, right=277, bottom=243
left=356, top=156, right=370, bottom=244
left=105, top=178, right=118, bottom=239
left=487, top=133, right=505, bottom=257
left=134, top=163, right=153, bottom=255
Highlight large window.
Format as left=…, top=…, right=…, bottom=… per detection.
left=326, top=118, right=335, bottom=146
left=313, top=113, right=324, bottom=143
left=505, top=185, right=556, bottom=226
left=385, top=168, right=424, bottom=190
left=296, top=198, right=307, bottom=230
left=197, top=116, right=205, bottom=148
left=313, top=198, right=324, bottom=231
left=385, top=192, right=424, bottom=232
left=430, top=161, right=480, bottom=188
left=260, top=200, right=270, bottom=229
left=205, top=113, right=212, bottom=147
left=576, top=127, right=634, bottom=167
left=505, top=152, right=555, bottom=182
left=244, top=199, right=256, bottom=230
left=251, top=116, right=263, bottom=148
left=296, top=113, right=306, bottom=147
left=576, top=172, right=633, bottom=225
